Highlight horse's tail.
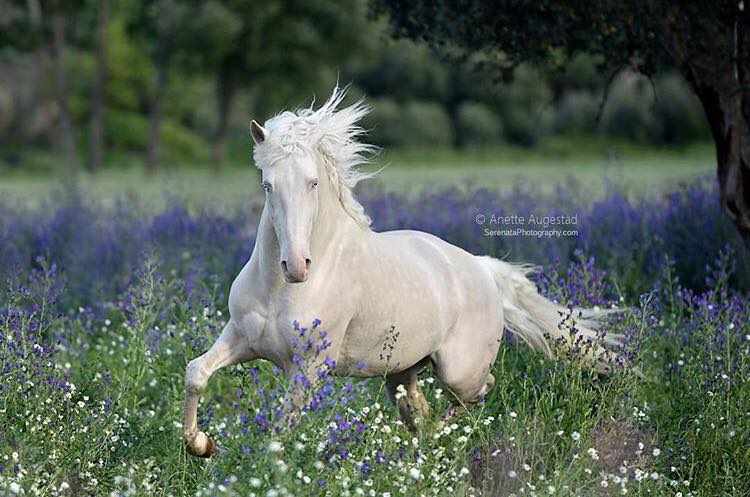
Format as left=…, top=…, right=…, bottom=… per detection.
left=482, top=256, right=622, bottom=373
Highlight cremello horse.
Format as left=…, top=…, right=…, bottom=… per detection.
left=184, top=88, right=616, bottom=457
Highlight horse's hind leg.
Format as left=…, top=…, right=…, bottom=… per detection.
left=433, top=326, right=500, bottom=407
left=184, top=320, right=256, bottom=457
left=386, top=363, right=430, bottom=431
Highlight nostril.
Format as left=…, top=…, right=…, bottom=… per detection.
left=305, top=258, right=312, bottom=270
left=281, top=261, right=288, bottom=273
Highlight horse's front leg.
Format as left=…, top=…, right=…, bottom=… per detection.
left=184, top=320, right=256, bottom=457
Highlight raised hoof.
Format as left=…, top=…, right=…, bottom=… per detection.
left=186, top=431, right=216, bottom=458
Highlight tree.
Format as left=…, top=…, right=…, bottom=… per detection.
left=1, top=0, right=84, bottom=174
left=373, top=1, right=750, bottom=246
left=128, top=0, right=239, bottom=173
left=89, top=0, right=109, bottom=174
left=207, top=0, right=373, bottom=172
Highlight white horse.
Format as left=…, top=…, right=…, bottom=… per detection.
left=183, top=88, right=617, bottom=457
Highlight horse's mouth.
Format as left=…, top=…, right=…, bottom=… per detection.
left=284, top=274, right=308, bottom=284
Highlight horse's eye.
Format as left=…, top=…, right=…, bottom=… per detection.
left=262, top=181, right=272, bottom=193
left=311, top=180, right=318, bottom=189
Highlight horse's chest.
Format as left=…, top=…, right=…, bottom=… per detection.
left=253, top=277, right=356, bottom=361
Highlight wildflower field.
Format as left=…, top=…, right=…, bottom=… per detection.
left=1, top=177, right=749, bottom=497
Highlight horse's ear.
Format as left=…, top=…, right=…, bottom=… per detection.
left=250, top=120, right=268, bottom=145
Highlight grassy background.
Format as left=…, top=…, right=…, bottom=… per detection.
left=0, top=140, right=715, bottom=207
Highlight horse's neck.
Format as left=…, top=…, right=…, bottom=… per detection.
left=255, top=185, right=366, bottom=278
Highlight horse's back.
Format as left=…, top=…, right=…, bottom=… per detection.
left=373, top=229, right=495, bottom=287
left=364, top=228, right=501, bottom=331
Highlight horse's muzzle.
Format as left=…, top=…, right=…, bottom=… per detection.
left=281, top=258, right=311, bottom=283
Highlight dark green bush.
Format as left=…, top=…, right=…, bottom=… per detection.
left=364, top=98, right=453, bottom=147
left=598, top=74, right=657, bottom=142
left=362, top=97, right=402, bottom=147
left=105, top=110, right=207, bottom=161
left=554, top=91, right=599, bottom=135
left=502, top=107, right=545, bottom=147
left=652, top=74, right=709, bottom=144
left=357, top=41, right=450, bottom=103
left=595, top=72, right=708, bottom=144
left=494, top=65, right=552, bottom=147
left=455, top=101, right=502, bottom=147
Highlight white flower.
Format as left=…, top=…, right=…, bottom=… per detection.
left=250, top=477, right=262, bottom=488
left=9, top=482, right=21, bottom=494
left=409, top=467, right=422, bottom=480
left=587, top=448, right=600, bottom=460
left=395, top=384, right=407, bottom=400
left=459, top=467, right=470, bottom=477
left=267, top=441, right=283, bottom=453
left=652, top=448, right=661, bottom=457
left=508, top=470, right=517, bottom=478
left=571, top=431, right=581, bottom=441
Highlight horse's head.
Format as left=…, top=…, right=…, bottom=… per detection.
left=250, top=87, right=377, bottom=283
left=251, top=119, right=318, bottom=283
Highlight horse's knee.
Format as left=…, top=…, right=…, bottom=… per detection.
left=185, top=357, right=209, bottom=394
left=437, top=366, right=491, bottom=404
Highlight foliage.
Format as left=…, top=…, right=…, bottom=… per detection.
left=455, top=102, right=502, bottom=147
left=371, top=1, right=742, bottom=81
left=0, top=0, right=714, bottom=170
left=372, top=0, right=750, bottom=245
left=363, top=99, right=453, bottom=148
left=105, top=110, right=208, bottom=161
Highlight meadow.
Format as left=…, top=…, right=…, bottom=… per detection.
left=0, top=140, right=714, bottom=205
left=1, top=154, right=749, bottom=496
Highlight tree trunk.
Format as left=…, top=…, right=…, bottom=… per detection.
left=89, top=0, right=108, bottom=175
left=683, top=78, right=750, bottom=247
left=681, top=78, right=750, bottom=247
left=147, top=49, right=167, bottom=174
left=50, top=0, right=80, bottom=175
left=668, top=9, right=750, bottom=248
left=212, top=66, right=236, bottom=174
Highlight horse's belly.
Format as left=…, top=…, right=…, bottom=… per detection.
left=336, top=276, right=457, bottom=376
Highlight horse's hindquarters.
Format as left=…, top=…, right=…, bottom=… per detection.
left=344, top=230, right=504, bottom=388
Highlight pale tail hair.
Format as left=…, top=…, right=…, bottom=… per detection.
left=482, top=256, right=622, bottom=372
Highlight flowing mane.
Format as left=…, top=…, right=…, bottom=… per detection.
left=252, top=87, right=379, bottom=226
